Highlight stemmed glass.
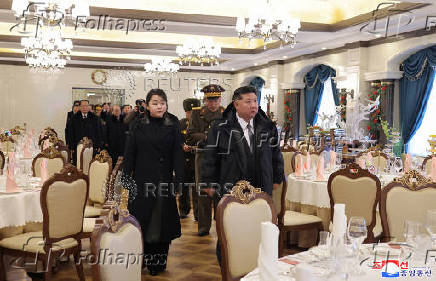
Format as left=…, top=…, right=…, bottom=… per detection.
left=426, top=210, right=436, bottom=249
left=404, top=220, right=422, bottom=249
left=347, top=217, right=367, bottom=274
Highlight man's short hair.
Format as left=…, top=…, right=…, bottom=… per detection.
left=80, top=99, right=89, bottom=105
left=233, top=86, right=258, bottom=101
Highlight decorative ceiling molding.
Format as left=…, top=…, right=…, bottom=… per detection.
left=364, top=71, right=404, bottom=81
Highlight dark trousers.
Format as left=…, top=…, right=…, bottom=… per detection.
left=195, top=151, right=215, bottom=233
left=178, top=168, right=194, bottom=217
left=143, top=242, right=170, bottom=272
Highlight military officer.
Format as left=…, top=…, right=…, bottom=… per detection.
left=187, top=84, right=225, bottom=236
left=179, top=98, right=201, bottom=219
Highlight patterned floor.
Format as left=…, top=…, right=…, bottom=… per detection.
left=30, top=213, right=222, bottom=281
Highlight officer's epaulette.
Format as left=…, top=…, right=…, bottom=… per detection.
left=192, top=107, right=201, bottom=110
left=220, top=106, right=225, bottom=113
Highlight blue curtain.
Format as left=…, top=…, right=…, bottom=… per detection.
left=304, top=64, right=337, bottom=126
left=249, top=76, right=265, bottom=104
left=400, top=46, right=436, bottom=151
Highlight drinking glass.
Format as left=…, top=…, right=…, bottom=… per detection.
left=404, top=220, right=422, bottom=248
left=426, top=210, right=436, bottom=249
left=347, top=217, right=367, bottom=275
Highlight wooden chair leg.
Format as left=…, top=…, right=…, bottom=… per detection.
left=43, top=254, right=54, bottom=281
left=74, top=249, right=85, bottom=281
left=0, top=250, right=6, bottom=281
left=279, top=230, right=286, bottom=258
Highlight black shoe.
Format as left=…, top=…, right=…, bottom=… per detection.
left=198, top=231, right=209, bottom=237
left=194, top=217, right=198, bottom=222
left=180, top=214, right=188, bottom=219
left=149, top=269, right=159, bottom=276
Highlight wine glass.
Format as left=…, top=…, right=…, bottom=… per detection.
left=394, top=157, right=403, bottom=174
left=426, top=210, right=436, bottom=249
left=347, top=217, right=367, bottom=275
left=404, top=220, right=422, bottom=248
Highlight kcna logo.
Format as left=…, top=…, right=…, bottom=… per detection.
left=372, top=260, right=432, bottom=278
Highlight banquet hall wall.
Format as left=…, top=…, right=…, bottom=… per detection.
left=1, top=32, right=436, bottom=141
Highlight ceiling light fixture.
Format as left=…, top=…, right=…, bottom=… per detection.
left=176, top=38, right=221, bottom=66
left=144, top=57, right=180, bottom=75
left=235, top=0, right=300, bottom=49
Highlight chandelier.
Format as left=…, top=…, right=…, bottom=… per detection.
left=11, top=0, right=90, bottom=27
left=144, top=58, right=180, bottom=75
left=235, top=0, right=300, bottom=48
left=21, top=27, right=72, bottom=70
left=176, top=38, right=221, bottom=66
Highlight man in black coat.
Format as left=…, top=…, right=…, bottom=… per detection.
left=65, top=100, right=80, bottom=150
left=201, top=86, right=284, bottom=263
left=106, top=105, right=128, bottom=167
left=68, top=100, right=103, bottom=165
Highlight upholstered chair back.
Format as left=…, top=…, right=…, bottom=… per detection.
left=0, top=150, right=4, bottom=174
left=422, top=156, right=433, bottom=176
left=32, top=147, right=65, bottom=177
left=91, top=207, right=142, bottom=281
left=41, top=165, right=88, bottom=240
left=89, top=151, right=112, bottom=204
left=216, top=181, right=277, bottom=281
left=380, top=170, right=436, bottom=242
left=76, top=143, right=84, bottom=170
left=328, top=163, right=381, bottom=241
left=81, top=146, right=94, bottom=175
left=273, top=150, right=295, bottom=213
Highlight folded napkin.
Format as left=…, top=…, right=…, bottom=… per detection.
left=366, top=152, right=374, bottom=167
left=295, top=154, right=304, bottom=176
left=24, top=142, right=32, bottom=158
left=40, top=158, right=49, bottom=185
left=6, top=155, right=18, bottom=192
left=295, top=263, right=320, bottom=281
left=431, top=156, right=436, bottom=182
left=257, top=221, right=279, bottom=281
left=42, top=139, right=50, bottom=150
left=332, top=204, right=347, bottom=239
left=292, top=140, right=297, bottom=148
left=315, top=157, right=325, bottom=181
left=358, top=157, right=366, bottom=169
left=404, top=154, right=412, bottom=173
left=329, top=150, right=336, bottom=170
left=304, top=152, right=311, bottom=172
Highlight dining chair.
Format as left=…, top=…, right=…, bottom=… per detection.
left=32, top=147, right=66, bottom=177
left=380, top=170, right=436, bottom=242
left=53, top=141, right=70, bottom=164
left=84, top=150, right=112, bottom=219
left=216, top=180, right=276, bottom=281
left=0, top=136, right=15, bottom=153
left=0, top=150, right=5, bottom=175
left=273, top=148, right=296, bottom=214
left=79, top=138, right=94, bottom=175
left=91, top=206, right=142, bottom=281
left=76, top=137, right=92, bottom=171
left=277, top=174, right=323, bottom=257
left=327, top=163, right=382, bottom=243
left=107, top=156, right=124, bottom=203
left=0, top=165, right=88, bottom=281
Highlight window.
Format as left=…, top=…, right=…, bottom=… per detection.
left=408, top=73, right=436, bottom=156
left=315, top=77, right=336, bottom=127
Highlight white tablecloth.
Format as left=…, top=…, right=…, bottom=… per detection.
left=242, top=243, right=436, bottom=281
left=286, top=173, right=398, bottom=209
left=0, top=191, right=42, bottom=228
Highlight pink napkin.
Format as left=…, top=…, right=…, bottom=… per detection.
left=358, top=157, right=366, bottom=169
left=24, top=142, right=32, bottom=158
left=431, top=156, right=436, bottom=182
left=295, top=154, right=304, bottom=177
left=316, top=157, right=325, bottom=181
left=329, top=150, right=336, bottom=169
left=367, top=152, right=374, bottom=166
left=42, top=139, right=50, bottom=150
left=304, top=151, right=311, bottom=172
left=404, top=154, right=412, bottom=173
left=6, top=154, right=18, bottom=192
left=40, top=158, right=49, bottom=184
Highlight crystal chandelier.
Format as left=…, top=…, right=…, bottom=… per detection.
left=21, top=27, right=72, bottom=70
left=235, top=0, right=300, bottom=48
left=144, top=57, right=180, bottom=75
left=176, top=38, right=221, bottom=66
left=11, top=0, right=90, bottom=26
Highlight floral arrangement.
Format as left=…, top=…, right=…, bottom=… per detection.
left=367, top=84, right=386, bottom=139
left=283, top=89, right=294, bottom=132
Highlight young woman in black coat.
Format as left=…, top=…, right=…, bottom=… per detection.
left=122, top=89, right=184, bottom=276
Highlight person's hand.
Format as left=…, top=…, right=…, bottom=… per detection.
left=183, top=144, right=192, bottom=152
left=273, top=183, right=281, bottom=190
left=204, top=188, right=215, bottom=197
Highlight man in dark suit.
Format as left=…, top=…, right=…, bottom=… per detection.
left=68, top=99, right=103, bottom=165
left=201, top=86, right=284, bottom=264
left=178, top=98, right=201, bottom=219
left=65, top=100, right=80, bottom=150
left=106, top=105, right=128, bottom=167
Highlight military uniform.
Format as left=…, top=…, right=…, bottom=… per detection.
left=187, top=84, right=225, bottom=236
left=178, top=98, right=200, bottom=219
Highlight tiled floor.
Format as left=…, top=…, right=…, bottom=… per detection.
left=29, top=213, right=222, bottom=281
